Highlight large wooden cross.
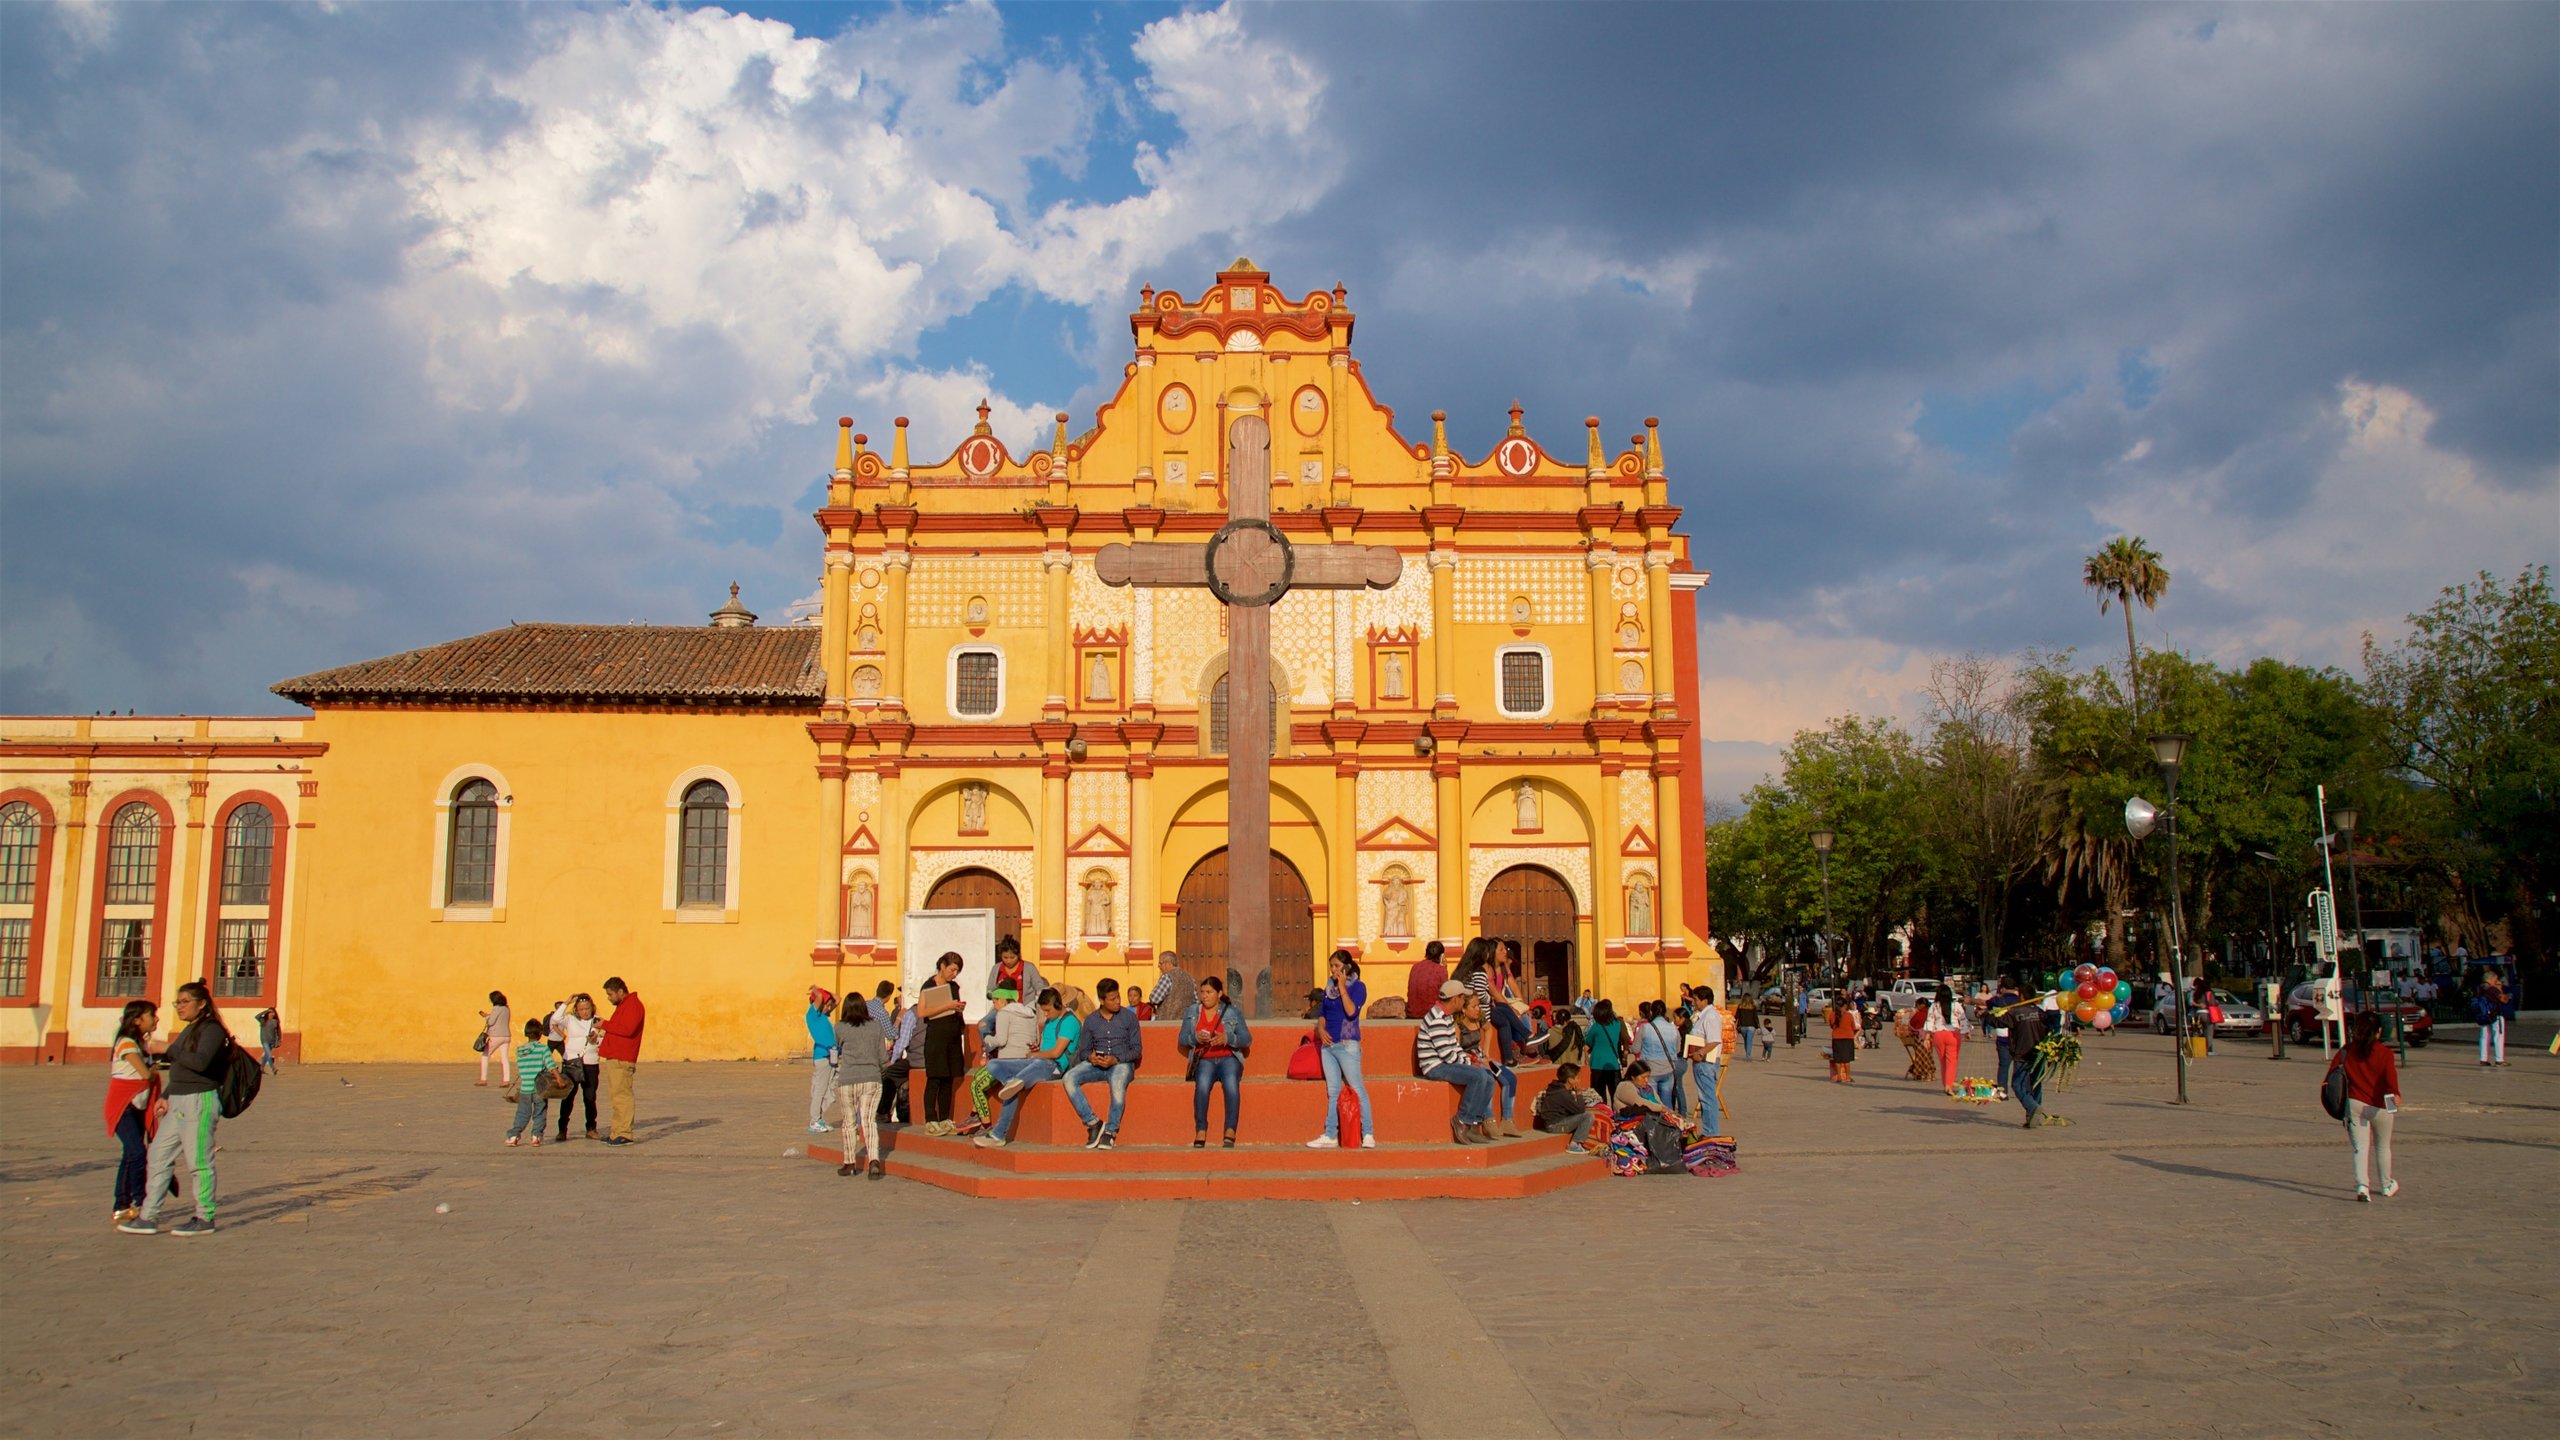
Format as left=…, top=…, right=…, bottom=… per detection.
left=1097, top=413, right=1401, bottom=1017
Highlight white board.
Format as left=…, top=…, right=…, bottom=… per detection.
left=903, top=909, right=997, bottom=1023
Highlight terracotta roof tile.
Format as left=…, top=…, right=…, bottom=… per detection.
left=273, top=623, right=824, bottom=707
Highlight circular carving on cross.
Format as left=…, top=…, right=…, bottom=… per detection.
left=1204, top=519, right=1294, bottom=608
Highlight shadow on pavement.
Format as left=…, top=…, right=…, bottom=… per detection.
left=2113, top=1152, right=2338, bottom=1200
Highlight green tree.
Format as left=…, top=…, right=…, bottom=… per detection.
left=2083, top=535, right=2171, bottom=718
left=1918, top=655, right=2042, bottom=973
left=2362, top=566, right=2560, bottom=968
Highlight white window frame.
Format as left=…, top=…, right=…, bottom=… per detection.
left=663, top=766, right=744, bottom=923
left=429, top=765, right=512, bottom=922
left=947, top=644, right=1007, bottom=719
left=1493, top=643, right=1553, bottom=720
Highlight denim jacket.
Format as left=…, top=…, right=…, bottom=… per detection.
left=1175, top=1002, right=1252, bottom=1057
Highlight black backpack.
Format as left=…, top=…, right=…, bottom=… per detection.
left=217, top=1036, right=263, bottom=1118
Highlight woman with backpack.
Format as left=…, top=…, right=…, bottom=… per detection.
left=2327, top=1010, right=2402, bottom=1201
left=2475, top=972, right=2511, bottom=1066
left=118, top=982, right=228, bottom=1237
left=1586, top=999, right=1631, bottom=1099
left=105, top=1000, right=162, bottom=1228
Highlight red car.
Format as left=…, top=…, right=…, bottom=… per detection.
left=2284, top=982, right=2433, bottom=1046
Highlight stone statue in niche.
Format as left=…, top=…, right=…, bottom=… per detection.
left=1620, top=659, right=1644, bottom=693
left=960, top=781, right=988, bottom=833
left=1619, top=621, right=1641, bottom=647
left=1381, top=871, right=1413, bottom=938
left=1515, top=779, right=1541, bottom=832
left=965, top=596, right=989, bottom=625
left=857, top=625, right=878, bottom=651
left=846, top=876, right=875, bottom=939
left=1087, top=653, right=1114, bottom=701
left=1627, top=873, right=1655, bottom=937
left=1380, top=651, right=1407, bottom=699
left=1082, top=874, right=1113, bottom=937
left=852, top=664, right=882, bottom=698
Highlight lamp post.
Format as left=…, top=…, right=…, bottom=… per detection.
left=2255, top=849, right=2286, bottom=1060
left=2331, top=806, right=2390, bottom=1056
left=1811, top=829, right=1838, bottom=980
left=2128, top=733, right=2194, bottom=1104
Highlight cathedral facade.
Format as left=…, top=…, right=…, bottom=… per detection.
left=0, top=263, right=1712, bottom=1062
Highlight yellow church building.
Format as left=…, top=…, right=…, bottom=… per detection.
left=0, top=262, right=1713, bottom=1063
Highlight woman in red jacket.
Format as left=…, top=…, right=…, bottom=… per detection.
left=2327, top=1010, right=2402, bottom=1202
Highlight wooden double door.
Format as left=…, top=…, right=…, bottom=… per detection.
left=1481, top=864, right=1578, bottom=1004
left=1174, top=847, right=1313, bottom=1018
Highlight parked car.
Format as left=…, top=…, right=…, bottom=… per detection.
left=2283, top=981, right=2433, bottom=1046
left=2146, top=989, right=2264, bottom=1037
left=1883, top=980, right=1935, bottom=1013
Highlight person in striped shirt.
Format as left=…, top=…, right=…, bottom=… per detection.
left=505, top=1021, right=557, bottom=1148
left=1419, top=980, right=1497, bottom=1145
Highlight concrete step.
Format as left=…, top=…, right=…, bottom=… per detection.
left=806, top=1131, right=1609, bottom=1201
left=839, top=1125, right=1572, bottom=1173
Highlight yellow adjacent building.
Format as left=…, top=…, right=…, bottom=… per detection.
left=1, top=263, right=1714, bottom=1063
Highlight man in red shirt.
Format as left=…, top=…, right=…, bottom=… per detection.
left=1403, top=940, right=1449, bottom=1019
left=599, top=977, right=646, bottom=1145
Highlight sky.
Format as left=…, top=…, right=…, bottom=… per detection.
left=4, top=1, right=2553, bottom=804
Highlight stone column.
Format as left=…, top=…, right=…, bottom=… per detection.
left=1332, top=757, right=1359, bottom=954
left=881, top=548, right=911, bottom=710
left=1428, top=549, right=1458, bottom=712
left=1037, top=751, right=1070, bottom=967
left=1646, top=551, right=1678, bottom=714
left=1043, top=544, right=1072, bottom=715
left=1125, top=735, right=1159, bottom=963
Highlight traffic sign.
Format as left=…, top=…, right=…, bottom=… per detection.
left=2308, top=888, right=2339, bottom=957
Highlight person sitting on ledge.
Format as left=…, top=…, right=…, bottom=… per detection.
left=1063, top=978, right=1142, bottom=1150
left=1419, top=979, right=1498, bottom=1146
left=1147, top=952, right=1198, bottom=1026
left=1178, top=976, right=1252, bottom=1149
left=1534, top=1062, right=1599, bottom=1153
left=981, top=989, right=1080, bottom=1149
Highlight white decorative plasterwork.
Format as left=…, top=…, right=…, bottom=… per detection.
left=1455, top=556, right=1586, bottom=625
left=910, top=556, right=1044, bottom=626
left=1356, top=851, right=1435, bottom=952
left=1355, top=563, right=1432, bottom=635
left=1468, top=846, right=1592, bottom=918
left=1068, top=770, right=1130, bottom=836
left=1271, top=589, right=1330, bottom=704
left=1618, top=771, right=1656, bottom=838
left=1131, top=591, right=1155, bottom=703
left=1153, top=589, right=1220, bottom=706
left=1610, top=560, right=1645, bottom=613
left=1332, top=591, right=1355, bottom=701
left=846, top=772, right=882, bottom=824
left=1070, top=556, right=1135, bottom=633
left=909, top=847, right=1038, bottom=924
left=1357, top=768, right=1436, bottom=835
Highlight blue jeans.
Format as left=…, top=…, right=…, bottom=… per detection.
left=506, top=1092, right=544, bottom=1139
left=1689, top=1059, right=1721, bottom=1136
left=1654, top=1060, right=1684, bottom=1115
left=1493, top=1064, right=1518, bottom=1123
left=1492, top=1004, right=1532, bottom=1064
left=1426, top=1062, right=1496, bottom=1125
left=2015, top=1052, right=2045, bottom=1120
left=1320, top=1040, right=1374, bottom=1140
left=1063, top=1061, right=1133, bottom=1134
left=1192, top=1054, right=1242, bottom=1131
left=1993, top=1036, right=2013, bottom=1091
left=993, top=1058, right=1059, bottom=1138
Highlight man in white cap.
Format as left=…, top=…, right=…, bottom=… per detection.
left=1417, top=978, right=1497, bottom=1144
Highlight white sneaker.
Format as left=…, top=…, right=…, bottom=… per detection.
left=807, top=1123, right=830, bottom=1134
left=974, top=1133, right=1008, bottom=1148
left=2382, top=1180, right=2400, bottom=1198
left=1306, top=1135, right=1339, bottom=1149
left=997, top=1078, right=1029, bottom=1102
left=2355, top=1187, right=2370, bottom=1202
left=1360, top=1136, right=1376, bottom=1149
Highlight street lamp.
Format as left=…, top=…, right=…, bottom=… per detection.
left=2129, top=733, right=2194, bottom=1105
left=2331, top=805, right=2388, bottom=1055
left=2255, top=849, right=2287, bottom=1060
left=1810, top=828, right=1837, bottom=977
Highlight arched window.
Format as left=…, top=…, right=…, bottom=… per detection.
left=1207, top=673, right=1280, bottom=757
left=106, top=804, right=160, bottom=904
left=447, top=779, right=498, bottom=906
left=0, top=800, right=42, bottom=999
left=679, top=779, right=730, bottom=907
left=221, top=804, right=274, bottom=905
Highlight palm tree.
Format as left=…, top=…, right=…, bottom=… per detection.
left=2082, top=536, right=2170, bottom=716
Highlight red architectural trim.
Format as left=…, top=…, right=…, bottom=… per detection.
left=0, top=789, right=56, bottom=1008
left=0, top=741, right=326, bottom=759
left=82, top=790, right=175, bottom=1011
left=198, top=790, right=288, bottom=1007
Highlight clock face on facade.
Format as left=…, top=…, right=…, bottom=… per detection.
left=1495, top=436, right=1538, bottom=477
left=1291, top=385, right=1327, bottom=436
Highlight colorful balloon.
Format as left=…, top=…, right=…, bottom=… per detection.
left=2074, top=963, right=2097, bottom=984
left=2091, top=1010, right=2115, bottom=1030
left=2096, top=968, right=2118, bottom=990
left=2077, top=980, right=2101, bottom=1000
left=2114, top=980, right=2134, bottom=1001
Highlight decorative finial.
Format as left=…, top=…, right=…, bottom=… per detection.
left=1052, top=411, right=1070, bottom=457
left=891, top=417, right=910, bottom=470
left=1585, top=416, right=1605, bottom=471
left=973, top=399, right=993, bottom=436
left=709, top=583, right=757, bottom=629
left=1430, top=410, right=1448, bottom=458
left=1645, top=416, right=1663, bottom=475
left=1140, top=283, right=1154, bottom=303
left=1333, top=282, right=1347, bottom=303
left=835, top=416, right=854, bottom=472
left=1507, top=401, right=1525, bottom=437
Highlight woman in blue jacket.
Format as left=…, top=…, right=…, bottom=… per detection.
left=1178, top=976, right=1253, bottom=1148
left=805, top=988, right=839, bottom=1134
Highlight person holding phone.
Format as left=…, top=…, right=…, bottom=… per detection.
left=1309, top=950, right=1375, bottom=1150
left=915, top=953, right=968, bottom=1135
left=2328, top=1010, right=2403, bottom=1201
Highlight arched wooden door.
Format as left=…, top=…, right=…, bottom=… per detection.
left=925, top=868, right=1022, bottom=953
left=1482, top=865, right=1577, bottom=1005
left=1175, top=847, right=1313, bottom=1017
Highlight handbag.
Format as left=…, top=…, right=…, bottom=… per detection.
left=1286, top=1032, right=1324, bottom=1081
left=2320, top=1063, right=2349, bottom=1122
left=537, top=1067, right=574, bottom=1101
left=472, top=1031, right=489, bottom=1055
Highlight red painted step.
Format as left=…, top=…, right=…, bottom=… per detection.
left=877, top=1126, right=1573, bottom=1173
left=903, top=1059, right=1559, bottom=1147
left=804, top=1130, right=1609, bottom=1202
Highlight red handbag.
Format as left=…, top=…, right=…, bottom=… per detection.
left=1336, top=1082, right=1364, bottom=1141
left=1287, top=1031, right=1324, bottom=1080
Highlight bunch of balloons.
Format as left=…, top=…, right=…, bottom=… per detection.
left=2061, top=963, right=2132, bottom=1029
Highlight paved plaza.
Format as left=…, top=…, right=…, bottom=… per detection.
left=3, top=1025, right=2552, bottom=1438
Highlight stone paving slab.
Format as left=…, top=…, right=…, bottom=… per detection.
left=0, top=1024, right=2550, bottom=1437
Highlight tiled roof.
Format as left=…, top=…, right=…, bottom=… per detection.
left=273, top=623, right=824, bottom=707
